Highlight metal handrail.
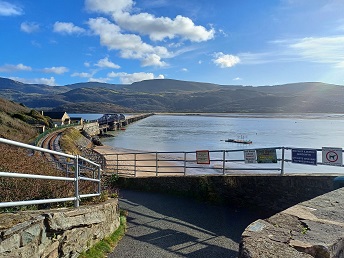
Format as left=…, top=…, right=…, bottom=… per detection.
left=0, top=137, right=102, bottom=208
left=103, top=146, right=344, bottom=177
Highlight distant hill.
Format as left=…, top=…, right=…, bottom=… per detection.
left=1, top=77, right=344, bottom=113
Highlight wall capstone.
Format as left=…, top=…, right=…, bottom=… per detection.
left=0, top=198, right=119, bottom=258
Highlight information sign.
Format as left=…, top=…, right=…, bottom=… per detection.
left=256, top=148, right=277, bottom=163
left=196, top=150, right=210, bottom=164
left=291, top=149, right=317, bottom=166
left=322, top=147, right=342, bottom=166
left=244, top=150, right=257, bottom=164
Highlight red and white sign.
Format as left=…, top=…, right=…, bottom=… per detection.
left=322, top=147, right=342, bottom=166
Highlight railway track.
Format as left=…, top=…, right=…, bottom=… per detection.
left=39, top=130, right=103, bottom=179
left=40, top=131, right=69, bottom=171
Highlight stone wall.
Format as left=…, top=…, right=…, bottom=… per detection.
left=0, top=198, right=120, bottom=258
left=115, top=174, right=336, bottom=213
left=239, top=188, right=344, bottom=257
left=81, top=122, right=100, bottom=136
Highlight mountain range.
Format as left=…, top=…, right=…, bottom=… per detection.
left=1, top=77, right=344, bottom=113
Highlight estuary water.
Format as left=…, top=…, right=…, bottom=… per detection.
left=73, top=113, right=344, bottom=174
left=101, top=114, right=344, bottom=152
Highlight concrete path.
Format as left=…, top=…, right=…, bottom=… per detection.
left=108, top=190, right=263, bottom=258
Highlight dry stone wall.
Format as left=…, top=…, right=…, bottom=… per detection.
left=0, top=198, right=119, bottom=258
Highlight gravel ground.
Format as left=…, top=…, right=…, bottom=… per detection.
left=108, top=190, right=263, bottom=258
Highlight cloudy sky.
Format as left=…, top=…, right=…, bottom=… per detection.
left=1, top=0, right=344, bottom=86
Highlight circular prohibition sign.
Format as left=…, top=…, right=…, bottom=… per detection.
left=326, top=151, right=338, bottom=162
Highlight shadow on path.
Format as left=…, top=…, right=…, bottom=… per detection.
left=109, top=190, right=264, bottom=258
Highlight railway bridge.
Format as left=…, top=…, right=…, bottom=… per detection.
left=98, top=113, right=154, bottom=134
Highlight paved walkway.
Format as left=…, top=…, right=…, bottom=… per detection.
left=108, top=190, right=263, bottom=258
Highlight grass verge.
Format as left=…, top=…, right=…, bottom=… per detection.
left=78, top=211, right=127, bottom=258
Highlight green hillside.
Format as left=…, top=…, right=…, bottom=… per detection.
left=0, top=98, right=51, bottom=143
left=1, top=77, right=344, bottom=113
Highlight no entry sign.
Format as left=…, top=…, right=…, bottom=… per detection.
left=322, top=147, right=342, bottom=166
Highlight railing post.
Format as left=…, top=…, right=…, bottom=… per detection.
left=134, top=153, right=137, bottom=177
left=280, top=147, right=285, bottom=176
left=74, top=155, right=80, bottom=208
left=102, top=155, right=106, bottom=170
left=184, top=152, right=187, bottom=176
left=98, top=165, right=101, bottom=194
left=223, top=150, right=226, bottom=175
left=156, top=152, right=158, bottom=176
left=116, top=154, right=119, bottom=175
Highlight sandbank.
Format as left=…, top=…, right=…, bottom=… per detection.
left=94, top=145, right=185, bottom=177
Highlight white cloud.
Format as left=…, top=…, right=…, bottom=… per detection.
left=10, top=77, right=57, bottom=86
left=237, top=52, right=273, bottom=65
left=236, top=33, right=344, bottom=68
left=42, top=66, right=69, bottom=74
left=71, top=72, right=92, bottom=78
left=95, top=57, right=120, bottom=69
left=114, top=13, right=215, bottom=42
left=85, top=0, right=214, bottom=42
left=0, top=63, right=32, bottom=72
left=88, top=17, right=171, bottom=67
left=53, top=22, right=86, bottom=35
left=141, top=54, right=167, bottom=67
left=108, top=71, right=164, bottom=84
left=88, top=77, right=111, bottom=83
left=85, top=0, right=214, bottom=68
left=85, top=0, right=134, bottom=14
left=213, top=52, right=240, bottom=68
left=84, top=62, right=91, bottom=67
left=0, top=1, right=23, bottom=16
left=20, top=22, right=40, bottom=33
left=233, top=77, right=242, bottom=81
left=31, top=40, right=41, bottom=48
left=181, top=68, right=188, bottom=72
left=288, top=36, right=344, bottom=66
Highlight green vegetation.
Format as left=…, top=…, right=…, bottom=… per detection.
left=60, top=127, right=84, bottom=155
left=0, top=97, right=53, bottom=143
left=79, top=213, right=127, bottom=258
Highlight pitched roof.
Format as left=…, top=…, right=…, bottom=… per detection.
left=43, top=111, right=68, bottom=119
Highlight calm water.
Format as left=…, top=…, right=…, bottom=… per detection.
left=101, top=114, right=344, bottom=152
left=76, top=113, right=344, bottom=174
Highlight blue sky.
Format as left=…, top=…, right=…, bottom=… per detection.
left=1, top=0, right=344, bottom=86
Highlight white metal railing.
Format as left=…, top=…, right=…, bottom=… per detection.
left=0, top=138, right=102, bottom=208
left=102, top=147, right=344, bottom=177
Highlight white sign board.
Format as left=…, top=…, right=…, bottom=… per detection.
left=322, top=147, right=342, bottom=166
left=244, top=150, right=257, bottom=164
left=196, top=150, right=210, bottom=164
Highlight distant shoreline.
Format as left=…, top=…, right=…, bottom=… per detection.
left=156, top=112, right=344, bottom=120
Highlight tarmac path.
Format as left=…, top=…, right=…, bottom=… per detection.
left=108, top=189, right=263, bottom=258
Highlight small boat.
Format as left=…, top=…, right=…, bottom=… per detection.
left=224, top=138, right=252, bottom=144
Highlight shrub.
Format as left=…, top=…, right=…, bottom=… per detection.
left=0, top=144, right=96, bottom=212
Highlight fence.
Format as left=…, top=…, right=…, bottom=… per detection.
left=102, top=147, right=344, bottom=177
left=0, top=137, right=102, bottom=208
